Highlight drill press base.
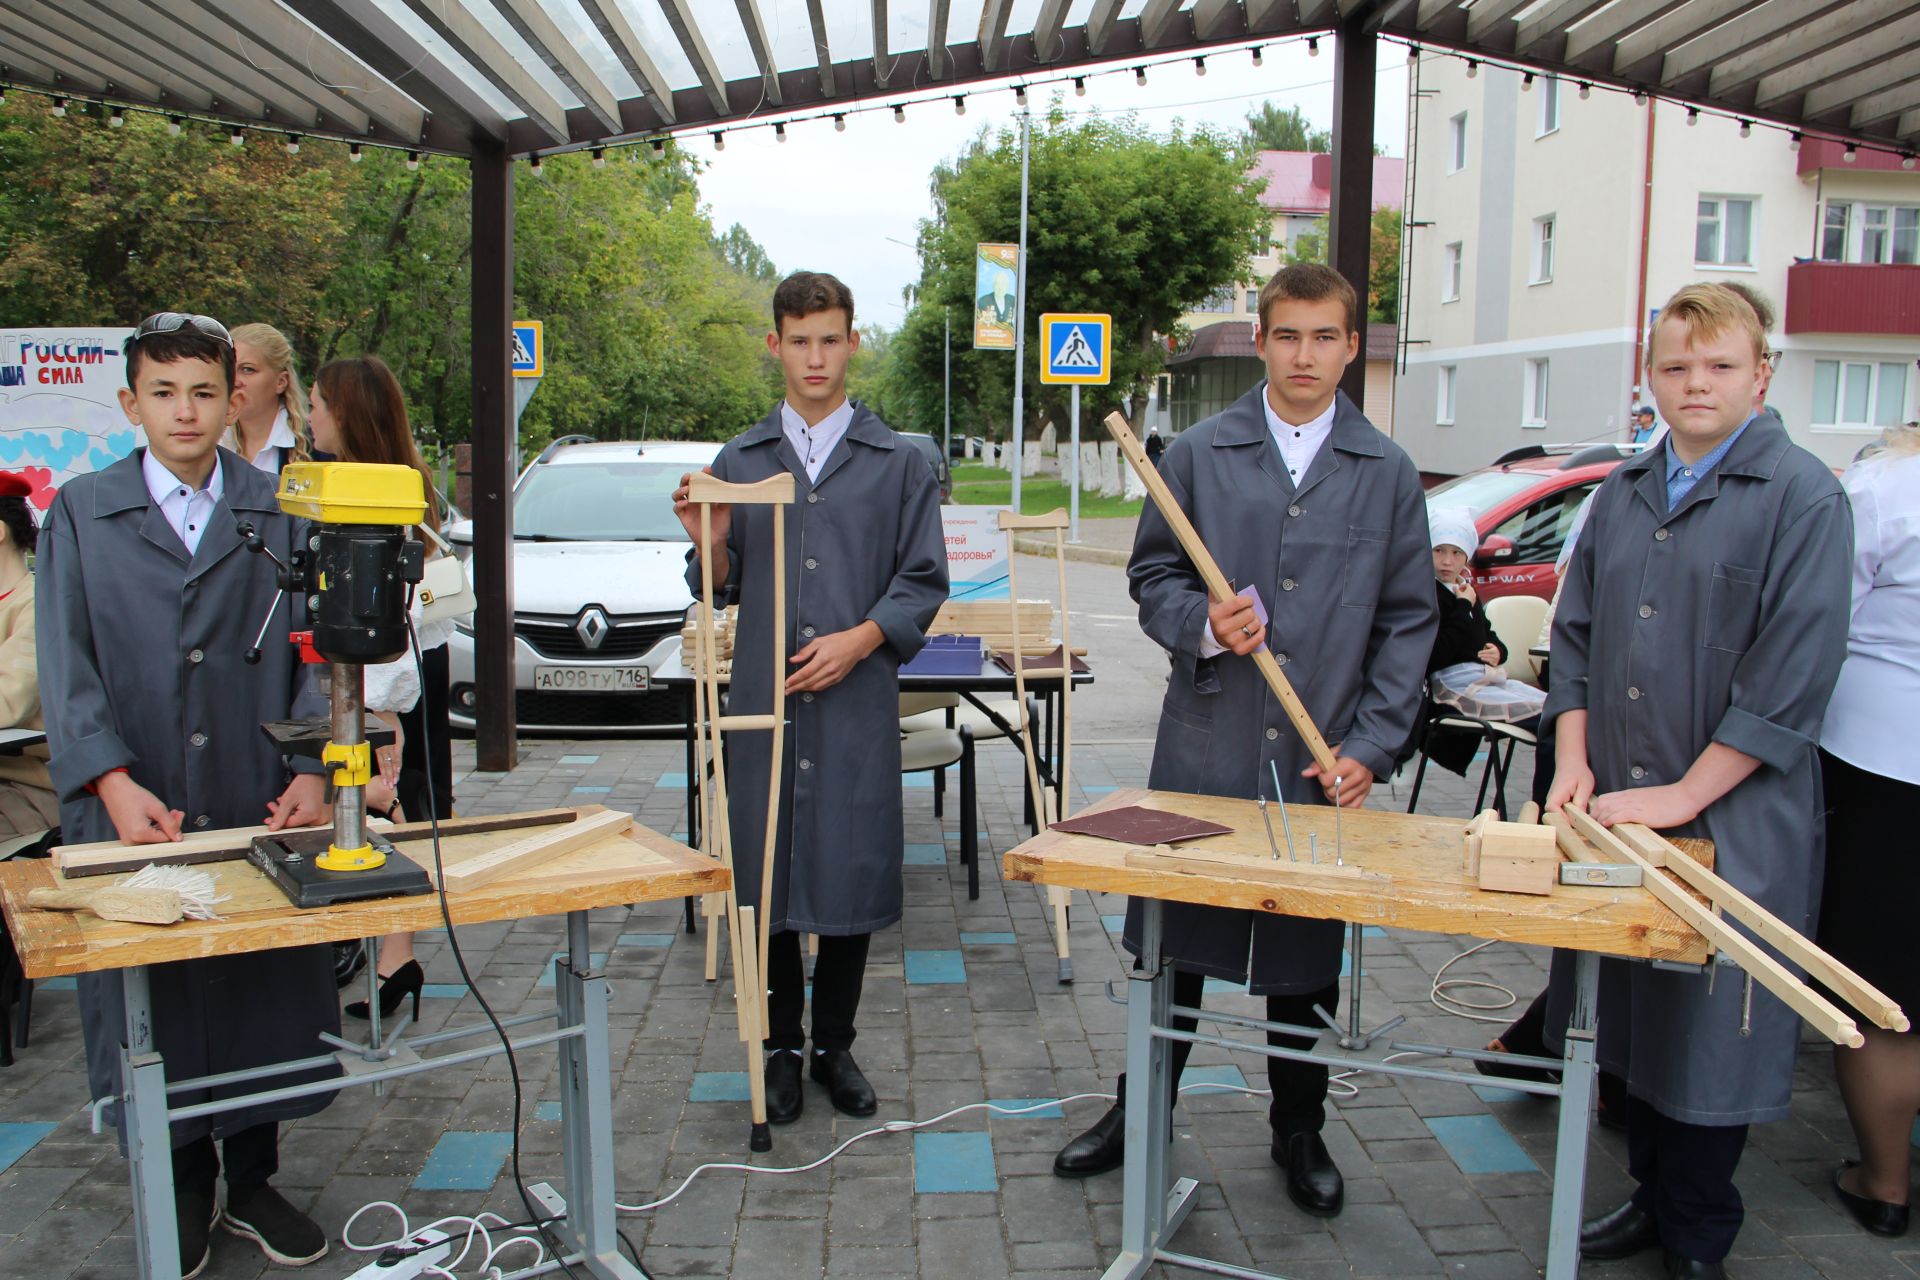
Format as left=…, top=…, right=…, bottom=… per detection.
left=248, top=831, right=434, bottom=908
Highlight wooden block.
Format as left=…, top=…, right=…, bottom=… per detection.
left=1480, top=822, right=1559, bottom=862
left=686, top=472, right=794, bottom=506
left=440, top=810, right=634, bottom=893
left=1478, top=855, right=1559, bottom=895
left=1462, top=809, right=1495, bottom=874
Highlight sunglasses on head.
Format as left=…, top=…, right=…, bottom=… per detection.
left=134, top=312, right=233, bottom=347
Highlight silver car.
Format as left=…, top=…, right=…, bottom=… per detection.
left=445, top=438, right=720, bottom=733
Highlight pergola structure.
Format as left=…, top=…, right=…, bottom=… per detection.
left=4, top=0, right=1911, bottom=767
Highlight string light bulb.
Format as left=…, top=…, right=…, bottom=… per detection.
left=1406, top=44, right=1419, bottom=62
left=713, top=130, right=725, bottom=150
left=1015, top=85, right=1028, bottom=106
left=406, top=150, right=420, bottom=169
left=1465, top=60, right=1478, bottom=79
left=1308, top=37, right=1319, bottom=56
left=774, top=121, right=787, bottom=142
left=50, top=97, right=66, bottom=117
left=0, top=89, right=8, bottom=106
left=1686, top=107, right=1699, bottom=126
left=1844, top=144, right=1858, bottom=162
left=1788, top=132, right=1801, bottom=152
left=168, top=116, right=183, bottom=136
left=230, top=127, right=244, bottom=146
left=1134, top=66, right=1147, bottom=86
left=591, top=147, right=605, bottom=168
left=1738, top=119, right=1751, bottom=138
left=349, top=142, right=363, bottom=162
left=1632, top=88, right=1647, bottom=105
left=1251, top=46, right=1263, bottom=67
left=894, top=103, right=905, bottom=123
left=1578, top=82, right=1591, bottom=100
left=108, top=109, right=125, bottom=128
left=651, top=138, right=665, bottom=155
left=1905, top=154, right=1917, bottom=170
left=285, top=134, right=301, bottom=155
left=1194, top=56, right=1206, bottom=77
left=833, top=113, right=846, bottom=131
left=1073, top=77, right=1086, bottom=96
left=953, top=95, right=966, bottom=115
left=529, top=152, right=542, bottom=173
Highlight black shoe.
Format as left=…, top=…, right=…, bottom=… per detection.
left=1272, top=1132, right=1344, bottom=1217
left=331, top=939, right=367, bottom=989
left=176, top=1185, right=217, bottom=1280
left=1580, top=1200, right=1660, bottom=1261
left=809, top=1048, right=877, bottom=1117
left=1054, top=1103, right=1126, bottom=1178
left=345, top=959, right=423, bottom=1021
left=221, top=1184, right=327, bottom=1266
left=1664, top=1250, right=1726, bottom=1279
left=1834, top=1163, right=1910, bottom=1237
left=765, top=1051, right=803, bottom=1124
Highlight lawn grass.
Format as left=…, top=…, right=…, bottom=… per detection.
left=950, top=462, right=1142, bottom=519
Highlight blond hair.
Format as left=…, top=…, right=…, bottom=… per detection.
left=228, top=323, right=313, bottom=465
left=1648, top=283, right=1768, bottom=368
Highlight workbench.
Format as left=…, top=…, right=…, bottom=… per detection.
left=0, top=808, right=727, bottom=1280
left=1003, top=788, right=1708, bottom=1280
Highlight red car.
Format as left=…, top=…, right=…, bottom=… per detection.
left=1425, top=443, right=1649, bottom=603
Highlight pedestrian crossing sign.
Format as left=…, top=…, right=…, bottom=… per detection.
left=512, top=320, right=543, bottom=378
left=1039, top=313, right=1111, bottom=385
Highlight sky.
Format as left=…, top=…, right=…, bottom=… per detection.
left=693, top=38, right=1412, bottom=330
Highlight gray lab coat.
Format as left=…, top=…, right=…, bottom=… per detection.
left=1543, top=410, right=1851, bottom=1125
left=686, top=404, right=948, bottom=935
left=38, top=448, right=338, bottom=1145
left=1123, top=388, right=1437, bottom=993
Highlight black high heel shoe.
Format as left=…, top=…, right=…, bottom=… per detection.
left=345, top=960, right=423, bottom=1021
left=1834, top=1163, right=1910, bottom=1237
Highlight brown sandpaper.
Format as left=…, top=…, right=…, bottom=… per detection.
left=1049, top=806, right=1232, bottom=846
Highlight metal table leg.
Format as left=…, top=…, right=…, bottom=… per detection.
left=122, top=966, right=183, bottom=1280
left=551, top=910, right=647, bottom=1279
left=1104, top=899, right=1197, bottom=1280
left=1545, top=950, right=1600, bottom=1280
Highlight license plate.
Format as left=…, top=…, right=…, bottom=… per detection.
left=534, top=665, right=649, bottom=692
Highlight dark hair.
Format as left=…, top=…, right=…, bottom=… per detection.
left=0, top=497, right=35, bottom=555
left=312, top=356, right=439, bottom=531
left=123, top=329, right=235, bottom=392
left=1719, top=280, right=1776, bottom=335
left=1256, top=263, right=1359, bottom=334
left=772, top=271, right=855, bottom=334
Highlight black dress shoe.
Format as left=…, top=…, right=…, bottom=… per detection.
left=1580, top=1200, right=1660, bottom=1260
left=1054, top=1103, right=1126, bottom=1178
left=809, top=1048, right=877, bottom=1117
left=1834, top=1164, right=1910, bottom=1237
left=765, top=1051, right=803, bottom=1124
left=176, top=1185, right=217, bottom=1280
left=1664, top=1250, right=1726, bottom=1279
left=1272, top=1132, right=1343, bottom=1217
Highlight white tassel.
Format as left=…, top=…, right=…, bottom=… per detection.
left=118, top=864, right=229, bottom=921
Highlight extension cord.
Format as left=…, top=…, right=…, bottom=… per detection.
left=342, top=1227, right=452, bottom=1278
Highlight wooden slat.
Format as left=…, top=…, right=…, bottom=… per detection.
left=686, top=472, right=796, bottom=506
left=997, top=508, right=1070, bottom=531
left=1563, top=808, right=1862, bottom=1047
left=439, top=809, right=635, bottom=892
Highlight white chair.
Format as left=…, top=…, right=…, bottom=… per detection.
left=1486, top=595, right=1549, bottom=688
left=899, top=721, right=979, bottom=898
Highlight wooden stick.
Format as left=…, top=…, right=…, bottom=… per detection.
left=1463, top=809, right=1494, bottom=874
left=1052, top=521, right=1075, bottom=969
left=998, top=509, right=1071, bottom=530
left=1544, top=811, right=1593, bottom=861
left=1102, top=411, right=1338, bottom=775
left=737, top=905, right=768, bottom=1127
left=1000, top=511, right=1073, bottom=972
left=703, top=891, right=723, bottom=982
left=1563, top=807, right=1863, bottom=1047
left=1517, top=800, right=1541, bottom=826
left=1615, top=823, right=1908, bottom=1033
left=755, top=488, right=788, bottom=1041
left=686, top=472, right=796, bottom=506
left=440, top=810, right=634, bottom=892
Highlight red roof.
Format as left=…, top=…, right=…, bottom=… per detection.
left=1249, top=151, right=1405, bottom=214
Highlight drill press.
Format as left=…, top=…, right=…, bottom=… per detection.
left=242, top=461, right=434, bottom=908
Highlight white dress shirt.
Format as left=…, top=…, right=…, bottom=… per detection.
left=142, top=448, right=225, bottom=556
left=1820, top=450, right=1920, bottom=784
left=780, top=398, right=855, bottom=483
left=1197, top=390, right=1337, bottom=657
left=245, top=407, right=299, bottom=476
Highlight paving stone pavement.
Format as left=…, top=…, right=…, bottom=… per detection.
left=2, top=572, right=1914, bottom=1278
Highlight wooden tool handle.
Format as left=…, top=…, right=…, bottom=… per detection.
left=28, top=885, right=184, bottom=925
left=687, top=472, right=795, bottom=506
left=997, top=509, right=1070, bottom=531
left=1102, top=412, right=1338, bottom=776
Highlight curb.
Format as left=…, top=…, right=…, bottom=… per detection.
left=1011, top=534, right=1131, bottom=567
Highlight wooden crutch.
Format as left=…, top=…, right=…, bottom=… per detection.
left=688, top=470, right=796, bottom=1152
left=998, top=508, right=1077, bottom=982
left=1103, top=411, right=1339, bottom=776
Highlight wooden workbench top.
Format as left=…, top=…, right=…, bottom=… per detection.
left=1003, top=789, right=1707, bottom=964
left=0, top=808, right=728, bottom=980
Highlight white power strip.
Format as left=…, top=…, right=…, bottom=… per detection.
left=341, top=1227, right=453, bottom=1279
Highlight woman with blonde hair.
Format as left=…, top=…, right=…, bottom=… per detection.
left=228, top=323, right=314, bottom=474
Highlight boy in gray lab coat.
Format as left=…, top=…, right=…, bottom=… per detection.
left=38, top=315, right=336, bottom=1276
left=673, top=272, right=948, bottom=1125
left=1547, top=284, right=1851, bottom=1278
left=1053, top=265, right=1436, bottom=1218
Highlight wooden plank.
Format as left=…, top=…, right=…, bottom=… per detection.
left=1563, top=808, right=1863, bottom=1047
left=997, top=509, right=1070, bottom=531
left=440, top=809, right=634, bottom=893
left=1618, top=823, right=1908, bottom=1033
left=686, top=472, right=795, bottom=506
left=1102, top=412, right=1337, bottom=775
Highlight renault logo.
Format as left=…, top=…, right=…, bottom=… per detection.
left=575, top=607, right=610, bottom=651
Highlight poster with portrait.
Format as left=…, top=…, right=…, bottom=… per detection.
left=0, top=328, right=140, bottom=512
left=973, top=243, right=1019, bottom=351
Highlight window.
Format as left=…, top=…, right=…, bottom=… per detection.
left=1537, top=77, right=1561, bottom=136
left=1443, top=242, right=1463, bottom=303
left=1813, top=359, right=1909, bottom=429
left=1195, top=286, right=1236, bottom=314
left=1245, top=290, right=1260, bottom=313
left=1438, top=365, right=1457, bottom=425
left=1817, top=202, right=1920, bottom=264
left=1695, top=197, right=1755, bottom=266
left=1523, top=358, right=1549, bottom=428
left=1531, top=215, right=1556, bottom=284
left=1489, top=483, right=1599, bottom=565
left=1448, top=113, right=1468, bottom=173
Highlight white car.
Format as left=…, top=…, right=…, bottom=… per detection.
left=445, top=438, right=720, bottom=733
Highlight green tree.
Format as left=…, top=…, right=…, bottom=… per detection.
left=1283, top=205, right=1403, bottom=326
left=716, top=222, right=779, bottom=282
left=1243, top=103, right=1329, bottom=153
left=889, top=107, right=1267, bottom=438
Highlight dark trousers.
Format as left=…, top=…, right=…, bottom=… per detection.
left=172, top=1122, right=278, bottom=1193
left=1119, top=966, right=1341, bottom=1140
left=1626, top=1094, right=1749, bottom=1261
left=766, top=930, right=870, bottom=1052
left=398, top=644, right=453, bottom=821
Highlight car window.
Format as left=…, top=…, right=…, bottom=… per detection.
left=1490, top=482, right=1599, bottom=563
left=1425, top=469, right=1538, bottom=517
left=515, top=460, right=696, bottom=541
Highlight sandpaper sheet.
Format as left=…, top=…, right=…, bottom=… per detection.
left=1050, top=806, right=1232, bottom=845
left=990, top=647, right=1091, bottom=676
